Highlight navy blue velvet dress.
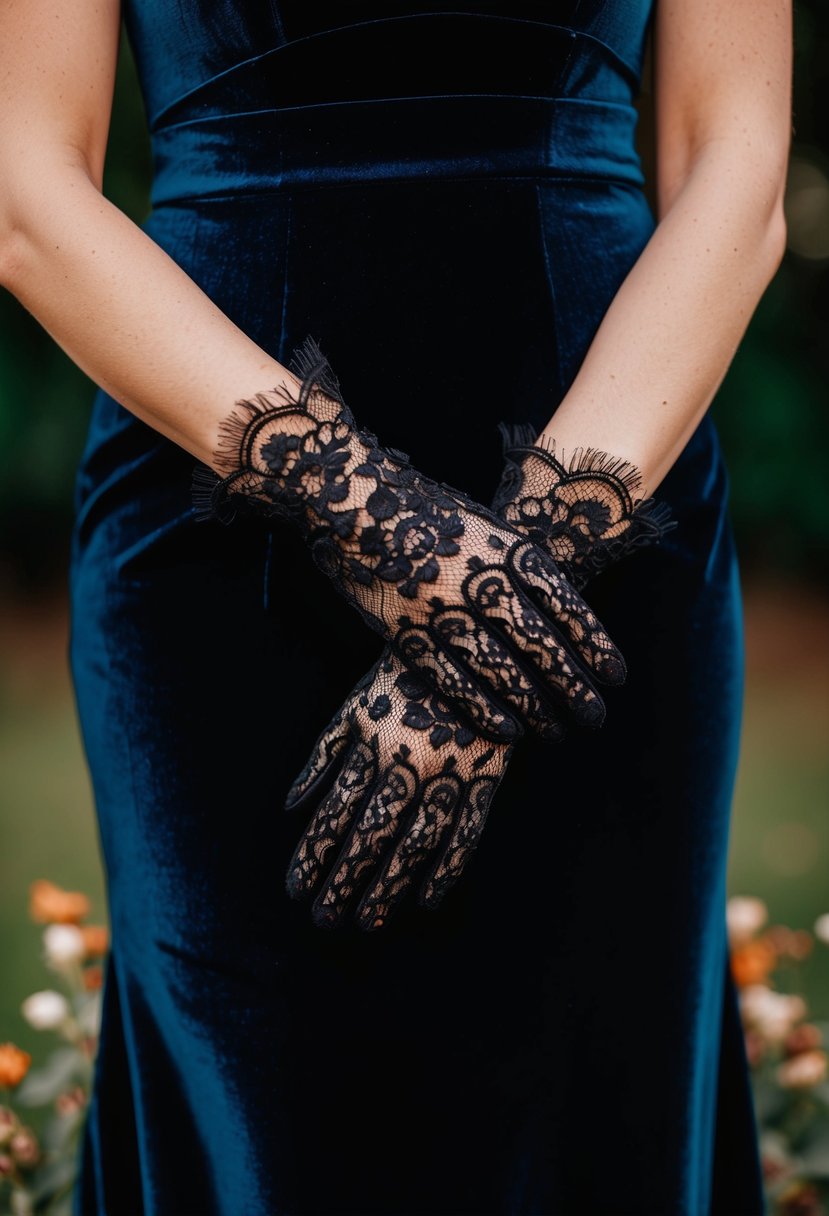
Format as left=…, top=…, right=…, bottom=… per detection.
left=68, top=3, right=766, bottom=1213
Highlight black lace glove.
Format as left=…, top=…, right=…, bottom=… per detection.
left=283, top=424, right=676, bottom=932
left=191, top=336, right=627, bottom=741
left=283, top=646, right=517, bottom=930
left=491, top=422, right=676, bottom=592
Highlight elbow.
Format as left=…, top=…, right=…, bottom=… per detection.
left=771, top=203, right=788, bottom=264
left=0, top=173, right=33, bottom=293
left=0, top=221, right=30, bottom=294
left=0, top=149, right=93, bottom=291
left=763, top=193, right=788, bottom=282
left=767, top=143, right=791, bottom=262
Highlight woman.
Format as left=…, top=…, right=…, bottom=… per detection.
left=0, top=1, right=791, bottom=1212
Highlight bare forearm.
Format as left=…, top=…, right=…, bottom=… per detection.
left=0, top=163, right=300, bottom=468
left=0, top=141, right=786, bottom=497
left=539, top=142, right=787, bottom=494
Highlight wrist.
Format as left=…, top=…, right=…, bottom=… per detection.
left=491, top=421, right=677, bottom=580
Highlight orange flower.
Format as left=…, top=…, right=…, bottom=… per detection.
left=80, top=924, right=110, bottom=958
left=83, top=965, right=104, bottom=991
left=0, top=1043, right=32, bottom=1089
left=730, top=936, right=778, bottom=988
left=29, top=879, right=90, bottom=925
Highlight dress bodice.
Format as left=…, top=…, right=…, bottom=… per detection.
left=124, top=2, right=655, bottom=134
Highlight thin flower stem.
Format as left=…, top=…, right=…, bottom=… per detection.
left=9, top=1185, right=34, bottom=1216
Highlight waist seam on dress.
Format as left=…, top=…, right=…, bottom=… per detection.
left=151, top=93, right=640, bottom=137
left=149, top=173, right=646, bottom=209
left=148, top=93, right=646, bottom=205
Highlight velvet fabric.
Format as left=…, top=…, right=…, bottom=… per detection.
left=68, top=4, right=765, bottom=1213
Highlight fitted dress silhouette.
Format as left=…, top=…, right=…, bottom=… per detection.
left=68, top=3, right=765, bottom=1213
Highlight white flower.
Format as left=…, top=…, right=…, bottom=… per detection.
left=776, top=1049, right=828, bottom=1089
left=20, top=990, right=70, bottom=1031
left=739, top=984, right=807, bottom=1044
left=42, top=924, right=85, bottom=968
left=726, top=896, right=768, bottom=947
left=813, top=913, right=829, bottom=945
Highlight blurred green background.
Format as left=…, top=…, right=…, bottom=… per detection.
left=1, top=6, right=828, bottom=1059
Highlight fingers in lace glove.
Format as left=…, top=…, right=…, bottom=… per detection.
left=283, top=648, right=524, bottom=931
left=190, top=335, right=627, bottom=739
left=491, top=423, right=677, bottom=591
left=394, top=622, right=565, bottom=742
left=359, top=767, right=503, bottom=922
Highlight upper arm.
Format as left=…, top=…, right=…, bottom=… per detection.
left=652, top=0, right=793, bottom=222
left=0, top=0, right=121, bottom=205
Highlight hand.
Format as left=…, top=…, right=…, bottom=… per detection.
left=284, top=420, right=676, bottom=932
left=283, top=646, right=522, bottom=931
left=191, top=336, right=628, bottom=741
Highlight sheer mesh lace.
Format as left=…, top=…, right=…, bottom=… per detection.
left=283, top=647, right=518, bottom=930
left=491, top=423, right=676, bottom=591
left=284, top=415, right=677, bottom=932
left=191, top=336, right=629, bottom=738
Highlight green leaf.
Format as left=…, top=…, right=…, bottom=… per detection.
left=40, top=1108, right=85, bottom=1155
left=15, top=1049, right=83, bottom=1107
left=29, top=1158, right=78, bottom=1210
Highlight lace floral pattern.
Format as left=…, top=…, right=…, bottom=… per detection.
left=191, top=336, right=629, bottom=739
left=284, top=414, right=677, bottom=932
left=284, top=649, right=516, bottom=931
left=491, top=423, right=676, bottom=591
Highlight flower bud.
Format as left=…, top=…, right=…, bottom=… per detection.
left=29, top=879, right=90, bottom=925
left=776, top=1049, right=828, bottom=1089
left=726, top=896, right=768, bottom=947
left=55, top=1086, right=86, bottom=1117
left=43, top=923, right=86, bottom=968
left=20, top=989, right=70, bottom=1031
left=765, top=926, right=813, bottom=961
left=739, top=985, right=807, bottom=1044
left=744, top=1028, right=766, bottom=1068
left=9, top=1128, right=39, bottom=1168
left=730, top=937, right=777, bottom=988
left=83, top=965, right=104, bottom=991
left=0, top=1044, right=31, bottom=1089
left=80, top=925, right=109, bottom=959
left=784, top=1023, right=823, bottom=1057
left=814, top=913, right=829, bottom=946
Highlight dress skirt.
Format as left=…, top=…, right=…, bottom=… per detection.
left=68, top=82, right=765, bottom=1215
